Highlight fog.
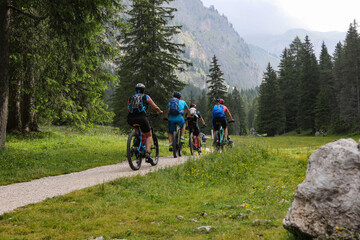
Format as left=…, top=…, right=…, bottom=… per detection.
left=200, top=0, right=303, bottom=36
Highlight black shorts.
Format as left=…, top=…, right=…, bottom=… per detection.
left=212, top=117, right=227, bottom=131
left=188, top=122, right=200, bottom=136
left=127, top=113, right=151, bottom=133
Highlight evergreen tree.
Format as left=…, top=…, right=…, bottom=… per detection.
left=247, top=100, right=256, bottom=131
left=1, top=0, right=123, bottom=148
left=297, top=35, right=320, bottom=132
left=314, top=42, right=334, bottom=131
left=228, top=87, right=247, bottom=135
left=278, top=37, right=303, bottom=132
left=339, top=21, right=360, bottom=130
left=196, top=89, right=210, bottom=134
left=0, top=0, right=12, bottom=148
left=331, top=42, right=346, bottom=132
left=256, top=63, right=284, bottom=136
left=206, top=55, right=227, bottom=106
left=113, top=0, right=190, bottom=131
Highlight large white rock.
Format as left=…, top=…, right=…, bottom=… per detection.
left=283, top=138, right=360, bottom=239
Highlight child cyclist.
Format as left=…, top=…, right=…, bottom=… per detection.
left=185, top=104, right=207, bottom=152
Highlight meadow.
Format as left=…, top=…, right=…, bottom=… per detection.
left=0, top=127, right=357, bottom=239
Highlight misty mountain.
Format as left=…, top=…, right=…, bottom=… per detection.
left=117, top=0, right=279, bottom=89
left=247, top=44, right=280, bottom=71
left=244, top=29, right=346, bottom=58
left=170, top=0, right=278, bottom=89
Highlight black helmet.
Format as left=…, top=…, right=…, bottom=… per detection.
left=135, top=83, right=145, bottom=93
left=173, top=92, right=182, bottom=99
left=190, top=104, right=197, bottom=108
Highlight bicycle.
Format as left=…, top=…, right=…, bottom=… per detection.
left=164, top=118, right=184, bottom=158
left=127, top=115, right=159, bottom=171
left=213, top=120, right=234, bottom=151
left=189, top=125, right=206, bottom=155
left=171, top=124, right=183, bottom=158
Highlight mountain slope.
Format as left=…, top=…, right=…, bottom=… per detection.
left=244, top=29, right=346, bottom=57
left=171, top=0, right=276, bottom=89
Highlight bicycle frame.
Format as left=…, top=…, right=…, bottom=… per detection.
left=213, top=122, right=225, bottom=151
left=172, top=124, right=183, bottom=158
left=133, top=127, right=146, bottom=153
left=189, top=131, right=201, bottom=155
left=218, top=127, right=224, bottom=143
left=127, top=117, right=159, bottom=170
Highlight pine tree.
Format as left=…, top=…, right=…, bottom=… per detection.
left=331, top=42, right=346, bottom=132
left=256, top=63, right=284, bottom=136
left=228, top=87, right=247, bottom=135
left=278, top=37, right=303, bottom=132
left=113, top=0, right=190, bottom=130
left=297, top=35, right=320, bottom=132
left=339, top=20, right=360, bottom=130
left=2, top=0, right=123, bottom=148
left=314, top=42, right=334, bottom=131
left=206, top=55, right=227, bottom=106
left=196, top=89, right=210, bottom=134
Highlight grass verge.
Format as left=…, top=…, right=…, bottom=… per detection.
left=0, top=126, right=170, bottom=186
left=0, top=134, right=343, bottom=239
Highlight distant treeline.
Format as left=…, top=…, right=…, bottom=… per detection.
left=180, top=84, right=258, bottom=136
left=257, top=20, right=360, bottom=136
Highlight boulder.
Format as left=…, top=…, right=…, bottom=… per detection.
left=283, top=138, right=360, bottom=239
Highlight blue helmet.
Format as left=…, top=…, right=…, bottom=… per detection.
left=173, top=92, right=182, bottom=99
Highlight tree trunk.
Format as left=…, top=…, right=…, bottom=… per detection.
left=21, top=22, right=40, bottom=132
left=0, top=0, right=10, bottom=149
left=7, top=74, right=21, bottom=131
left=22, top=36, right=38, bottom=132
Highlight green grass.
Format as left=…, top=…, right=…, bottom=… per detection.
left=1, top=130, right=358, bottom=239
left=0, top=126, right=170, bottom=186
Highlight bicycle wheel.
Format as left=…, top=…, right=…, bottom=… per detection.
left=127, top=132, right=142, bottom=170
left=150, top=132, right=159, bottom=166
left=219, top=130, right=224, bottom=151
left=214, top=130, right=221, bottom=151
left=178, top=129, right=182, bottom=157
left=189, top=132, right=194, bottom=155
left=173, top=130, right=178, bottom=158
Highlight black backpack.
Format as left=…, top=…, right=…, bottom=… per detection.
left=128, top=94, right=146, bottom=113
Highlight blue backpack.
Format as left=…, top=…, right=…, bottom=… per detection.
left=212, top=104, right=224, bottom=118
left=128, top=93, right=146, bottom=113
left=169, top=98, right=181, bottom=116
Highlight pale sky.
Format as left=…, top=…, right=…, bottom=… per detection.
left=201, top=0, right=360, bottom=35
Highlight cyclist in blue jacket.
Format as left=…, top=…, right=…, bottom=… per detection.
left=164, top=92, right=191, bottom=151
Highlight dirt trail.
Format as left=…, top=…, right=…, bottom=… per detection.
left=0, top=155, right=193, bottom=215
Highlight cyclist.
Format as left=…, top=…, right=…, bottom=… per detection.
left=185, top=104, right=207, bottom=152
left=212, top=98, right=235, bottom=144
left=164, top=92, right=191, bottom=151
left=127, top=83, right=163, bottom=161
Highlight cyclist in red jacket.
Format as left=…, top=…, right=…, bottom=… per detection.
left=212, top=98, right=234, bottom=143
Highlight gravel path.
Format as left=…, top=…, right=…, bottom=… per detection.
left=0, top=155, right=193, bottom=215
